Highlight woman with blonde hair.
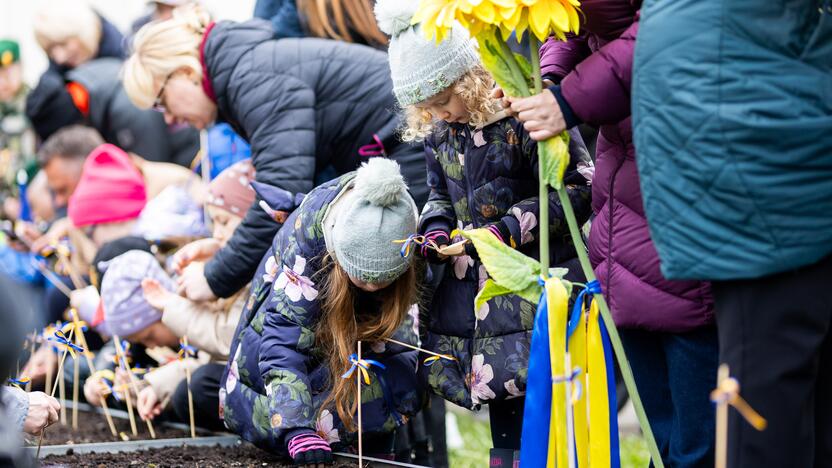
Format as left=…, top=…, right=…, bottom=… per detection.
left=123, top=4, right=428, bottom=305
left=32, top=0, right=125, bottom=75
left=221, top=158, right=422, bottom=463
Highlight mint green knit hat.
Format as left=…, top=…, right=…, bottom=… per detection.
left=331, top=158, right=417, bottom=284
left=375, top=0, right=480, bottom=107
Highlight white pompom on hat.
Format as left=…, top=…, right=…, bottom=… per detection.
left=331, top=158, right=417, bottom=284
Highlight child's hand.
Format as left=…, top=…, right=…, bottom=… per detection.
left=83, top=374, right=109, bottom=407
left=509, top=90, right=566, bottom=141
left=418, top=230, right=451, bottom=264
left=137, top=386, right=163, bottom=422
left=172, top=238, right=222, bottom=274
left=177, top=262, right=217, bottom=301
left=142, top=278, right=174, bottom=311
left=23, top=392, right=60, bottom=435
left=21, top=346, right=57, bottom=385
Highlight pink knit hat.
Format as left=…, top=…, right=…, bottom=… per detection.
left=206, top=159, right=256, bottom=217
left=68, top=144, right=148, bottom=227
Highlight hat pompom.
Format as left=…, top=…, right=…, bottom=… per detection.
left=353, top=158, right=407, bottom=207
left=374, top=0, right=418, bottom=37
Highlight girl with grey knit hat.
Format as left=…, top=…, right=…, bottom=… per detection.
left=375, top=0, right=595, bottom=464
left=219, top=158, right=424, bottom=463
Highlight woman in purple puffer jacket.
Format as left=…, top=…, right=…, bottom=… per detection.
left=509, top=1, right=717, bottom=466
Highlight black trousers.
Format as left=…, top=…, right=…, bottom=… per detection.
left=489, top=397, right=525, bottom=450
left=172, top=363, right=225, bottom=432
left=713, top=254, right=832, bottom=468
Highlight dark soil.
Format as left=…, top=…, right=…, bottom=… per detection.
left=30, top=411, right=197, bottom=446
left=41, top=444, right=356, bottom=467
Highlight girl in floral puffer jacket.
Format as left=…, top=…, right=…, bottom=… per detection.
left=376, top=0, right=594, bottom=462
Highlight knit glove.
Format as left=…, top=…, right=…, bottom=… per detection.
left=288, top=432, right=333, bottom=466
left=464, top=222, right=513, bottom=261
left=417, top=230, right=451, bottom=264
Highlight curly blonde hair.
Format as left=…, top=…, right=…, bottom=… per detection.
left=401, top=65, right=501, bottom=142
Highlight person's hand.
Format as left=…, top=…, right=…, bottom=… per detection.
left=23, top=392, right=60, bottom=435
left=288, top=432, right=333, bottom=467
left=142, top=278, right=175, bottom=310
left=493, top=80, right=555, bottom=117
left=70, top=285, right=100, bottom=324
left=83, top=374, right=110, bottom=407
left=417, top=231, right=450, bottom=264
left=176, top=262, right=217, bottom=301
left=137, top=386, right=163, bottom=422
left=29, top=217, right=71, bottom=254
left=21, top=346, right=58, bottom=385
left=171, top=238, right=222, bottom=274
left=509, top=90, right=566, bottom=141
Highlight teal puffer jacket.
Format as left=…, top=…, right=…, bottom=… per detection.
left=632, top=0, right=832, bottom=280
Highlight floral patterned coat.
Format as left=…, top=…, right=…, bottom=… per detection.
left=418, top=116, right=593, bottom=409
left=220, top=174, right=421, bottom=454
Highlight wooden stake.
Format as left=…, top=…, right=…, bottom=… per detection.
left=26, top=330, right=35, bottom=392
left=112, top=335, right=139, bottom=437
left=357, top=340, right=363, bottom=467
left=32, top=260, right=73, bottom=298
left=69, top=309, right=117, bottom=437
left=58, top=364, right=66, bottom=425
left=36, top=327, right=76, bottom=458
left=54, top=244, right=87, bottom=289
left=71, top=350, right=79, bottom=429
left=715, top=364, right=730, bottom=468
left=183, top=336, right=196, bottom=439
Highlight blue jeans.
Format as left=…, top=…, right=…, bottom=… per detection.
left=620, top=327, right=718, bottom=468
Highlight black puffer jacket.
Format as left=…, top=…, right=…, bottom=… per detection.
left=202, top=19, right=427, bottom=297
left=26, top=59, right=200, bottom=167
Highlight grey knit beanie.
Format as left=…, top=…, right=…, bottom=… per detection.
left=332, top=158, right=417, bottom=284
left=375, top=0, right=480, bottom=107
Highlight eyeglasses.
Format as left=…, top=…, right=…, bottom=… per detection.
left=152, top=73, right=172, bottom=112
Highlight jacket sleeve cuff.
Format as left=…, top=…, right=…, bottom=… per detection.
left=284, top=427, right=316, bottom=450
left=3, top=387, right=28, bottom=431
left=419, top=219, right=452, bottom=237
left=548, top=85, right=582, bottom=129
left=204, top=255, right=235, bottom=298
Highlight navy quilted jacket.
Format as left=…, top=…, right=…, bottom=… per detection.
left=417, top=116, right=593, bottom=408
left=220, top=174, right=421, bottom=453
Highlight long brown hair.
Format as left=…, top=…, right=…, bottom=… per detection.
left=315, top=253, right=418, bottom=431
left=297, top=0, right=388, bottom=48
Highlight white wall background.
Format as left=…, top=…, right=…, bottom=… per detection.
left=0, top=0, right=256, bottom=85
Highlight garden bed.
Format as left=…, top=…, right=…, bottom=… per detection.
left=32, top=402, right=427, bottom=467
left=41, top=443, right=354, bottom=467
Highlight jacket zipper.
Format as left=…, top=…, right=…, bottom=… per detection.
left=605, top=158, right=625, bottom=304
left=462, top=126, right=478, bottom=229
left=461, top=125, right=478, bottom=408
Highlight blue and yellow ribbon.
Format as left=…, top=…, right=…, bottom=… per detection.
left=48, top=330, right=84, bottom=358
left=341, top=354, right=386, bottom=385
left=521, top=278, right=620, bottom=468
left=393, top=234, right=439, bottom=258
left=8, top=376, right=30, bottom=387
left=422, top=354, right=457, bottom=367
left=178, top=341, right=198, bottom=360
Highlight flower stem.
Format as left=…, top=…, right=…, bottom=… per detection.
left=556, top=187, right=665, bottom=468
left=495, top=30, right=530, bottom=98
left=529, top=38, right=549, bottom=275
left=530, top=36, right=543, bottom=95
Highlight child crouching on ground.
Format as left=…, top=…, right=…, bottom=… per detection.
left=221, top=158, right=422, bottom=465
left=376, top=1, right=594, bottom=464
left=83, top=160, right=256, bottom=430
